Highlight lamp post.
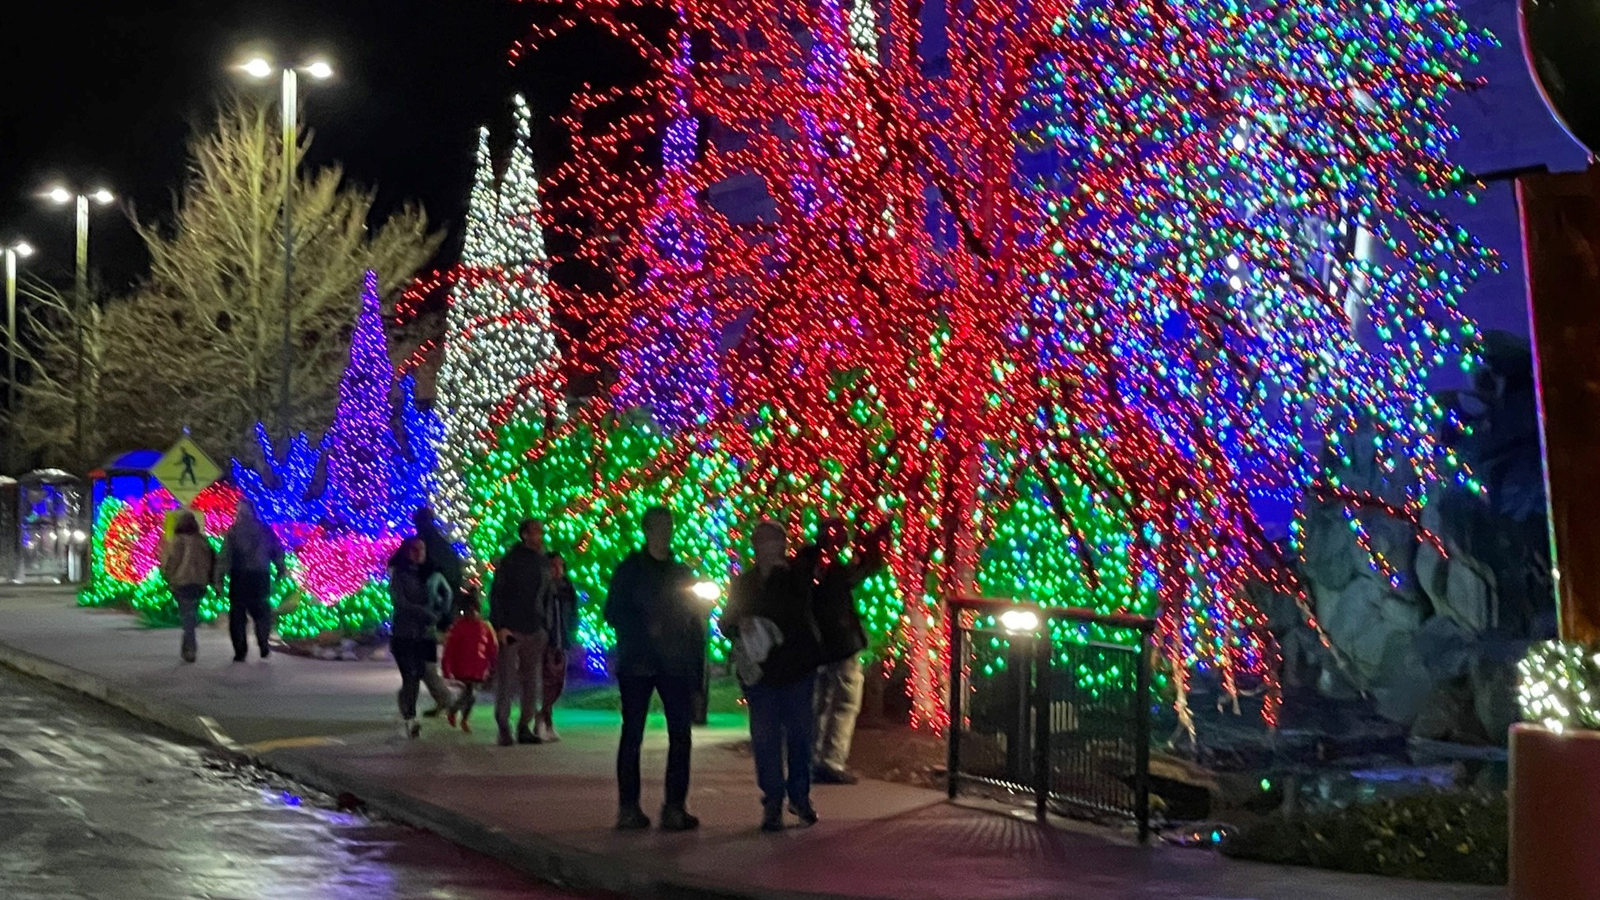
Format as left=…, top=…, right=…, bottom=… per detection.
left=42, top=186, right=114, bottom=467
left=235, top=54, right=334, bottom=442
left=3, top=240, right=35, bottom=423
left=691, top=579, right=721, bottom=726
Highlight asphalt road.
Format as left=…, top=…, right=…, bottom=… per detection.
left=0, top=666, right=589, bottom=900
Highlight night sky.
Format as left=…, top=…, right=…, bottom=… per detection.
left=0, top=0, right=539, bottom=291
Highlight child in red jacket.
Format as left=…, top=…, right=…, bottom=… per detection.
left=441, top=589, right=497, bottom=732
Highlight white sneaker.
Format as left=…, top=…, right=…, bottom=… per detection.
left=539, top=722, right=560, bottom=743
left=401, top=718, right=420, bottom=739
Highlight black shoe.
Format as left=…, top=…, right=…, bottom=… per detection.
left=181, top=648, right=197, bottom=664
left=260, top=646, right=271, bottom=659
left=516, top=725, right=542, bottom=745
left=233, top=654, right=247, bottom=663
left=497, top=726, right=515, bottom=747
left=659, top=806, right=700, bottom=832
left=813, top=766, right=859, bottom=785
left=760, top=805, right=784, bottom=832
left=788, top=801, right=819, bottom=827
left=421, top=706, right=444, bottom=719
left=616, top=806, right=651, bottom=831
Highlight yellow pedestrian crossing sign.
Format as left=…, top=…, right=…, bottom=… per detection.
left=153, top=436, right=222, bottom=508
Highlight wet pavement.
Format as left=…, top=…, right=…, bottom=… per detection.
left=0, top=667, right=587, bottom=900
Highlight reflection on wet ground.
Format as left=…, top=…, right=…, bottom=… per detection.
left=0, top=668, right=584, bottom=900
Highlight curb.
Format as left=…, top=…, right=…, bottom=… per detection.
left=0, top=637, right=837, bottom=900
left=0, top=641, right=246, bottom=755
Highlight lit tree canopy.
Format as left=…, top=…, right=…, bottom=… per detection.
left=495, top=0, right=1492, bottom=728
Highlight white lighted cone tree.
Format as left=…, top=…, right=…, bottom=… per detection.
left=432, top=95, right=563, bottom=561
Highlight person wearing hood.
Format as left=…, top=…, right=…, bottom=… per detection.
left=161, top=511, right=215, bottom=663
left=390, top=537, right=453, bottom=738
left=489, top=518, right=554, bottom=747
left=413, top=508, right=465, bottom=719
left=214, top=500, right=285, bottom=663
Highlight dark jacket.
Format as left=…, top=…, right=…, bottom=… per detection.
left=722, top=553, right=824, bottom=687
left=489, top=543, right=552, bottom=635
left=603, top=550, right=703, bottom=679
left=551, top=575, right=580, bottom=651
left=218, top=518, right=284, bottom=578
left=390, top=560, right=450, bottom=640
left=805, top=543, right=883, bottom=663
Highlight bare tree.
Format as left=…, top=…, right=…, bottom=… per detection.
left=91, top=95, right=442, bottom=460
left=4, top=277, right=108, bottom=469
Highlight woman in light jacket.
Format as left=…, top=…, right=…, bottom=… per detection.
left=160, top=511, right=214, bottom=663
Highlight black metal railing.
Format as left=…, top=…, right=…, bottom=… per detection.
left=945, top=596, right=1155, bottom=842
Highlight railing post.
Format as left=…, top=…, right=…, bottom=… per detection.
left=1033, top=622, right=1052, bottom=824
left=1134, top=626, right=1152, bottom=845
left=947, top=602, right=964, bottom=801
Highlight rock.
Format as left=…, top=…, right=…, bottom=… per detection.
left=1411, top=676, right=1487, bottom=743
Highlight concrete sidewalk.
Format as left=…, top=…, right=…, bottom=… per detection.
left=0, top=586, right=1502, bottom=900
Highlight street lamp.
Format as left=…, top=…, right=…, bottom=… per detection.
left=233, top=52, right=335, bottom=442
left=41, top=185, right=115, bottom=467
left=4, top=240, right=35, bottom=422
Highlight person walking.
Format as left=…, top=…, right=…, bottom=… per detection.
left=441, top=587, right=497, bottom=733
left=808, top=517, right=891, bottom=785
left=604, top=506, right=704, bottom=832
left=414, top=508, right=465, bottom=719
left=537, top=553, right=580, bottom=742
left=723, top=521, right=825, bottom=832
left=160, top=511, right=215, bottom=664
left=489, top=518, right=553, bottom=747
left=390, top=537, right=452, bottom=738
left=215, top=500, right=285, bottom=662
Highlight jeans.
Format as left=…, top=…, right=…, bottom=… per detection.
left=227, top=571, right=273, bottom=659
left=422, top=662, right=454, bottom=711
left=813, top=656, right=865, bottom=771
left=171, top=584, right=205, bottom=657
left=747, top=673, right=818, bottom=811
left=453, top=682, right=484, bottom=720
left=540, top=647, right=568, bottom=726
left=494, top=629, right=549, bottom=731
left=617, top=674, right=695, bottom=811
left=392, top=637, right=434, bottom=720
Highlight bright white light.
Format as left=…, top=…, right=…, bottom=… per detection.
left=45, top=186, right=72, bottom=205
left=90, top=188, right=114, bottom=205
left=999, top=608, right=1040, bottom=635
left=12, top=242, right=34, bottom=258
left=303, top=60, right=334, bottom=80
left=240, top=57, right=275, bottom=79
left=1230, top=132, right=1248, bottom=152
left=1225, top=254, right=1241, bottom=270
left=691, top=581, right=721, bottom=602
left=1228, top=275, right=1244, bottom=291
left=71, top=530, right=87, bottom=543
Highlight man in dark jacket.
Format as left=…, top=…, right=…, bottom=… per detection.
left=807, top=517, right=890, bottom=785
left=604, top=506, right=704, bottom=832
left=722, top=521, right=824, bottom=831
left=489, top=518, right=553, bottom=747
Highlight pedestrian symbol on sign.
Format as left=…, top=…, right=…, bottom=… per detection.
left=153, top=436, right=222, bottom=509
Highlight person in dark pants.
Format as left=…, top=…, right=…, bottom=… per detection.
left=604, top=506, right=704, bottom=832
left=160, top=511, right=215, bottom=663
left=389, top=537, right=452, bottom=738
left=723, top=521, right=824, bottom=832
left=414, top=508, right=465, bottom=718
left=808, top=518, right=891, bottom=785
left=215, top=500, right=285, bottom=662
left=489, top=518, right=553, bottom=747
left=537, top=553, right=580, bottom=742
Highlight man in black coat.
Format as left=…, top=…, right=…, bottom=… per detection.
left=604, top=506, right=705, bottom=832
left=490, top=518, right=553, bottom=747
left=807, top=517, right=890, bottom=784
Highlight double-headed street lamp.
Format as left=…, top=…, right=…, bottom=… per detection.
left=4, top=240, right=35, bottom=419
left=42, top=185, right=115, bottom=464
left=234, top=53, right=334, bottom=441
